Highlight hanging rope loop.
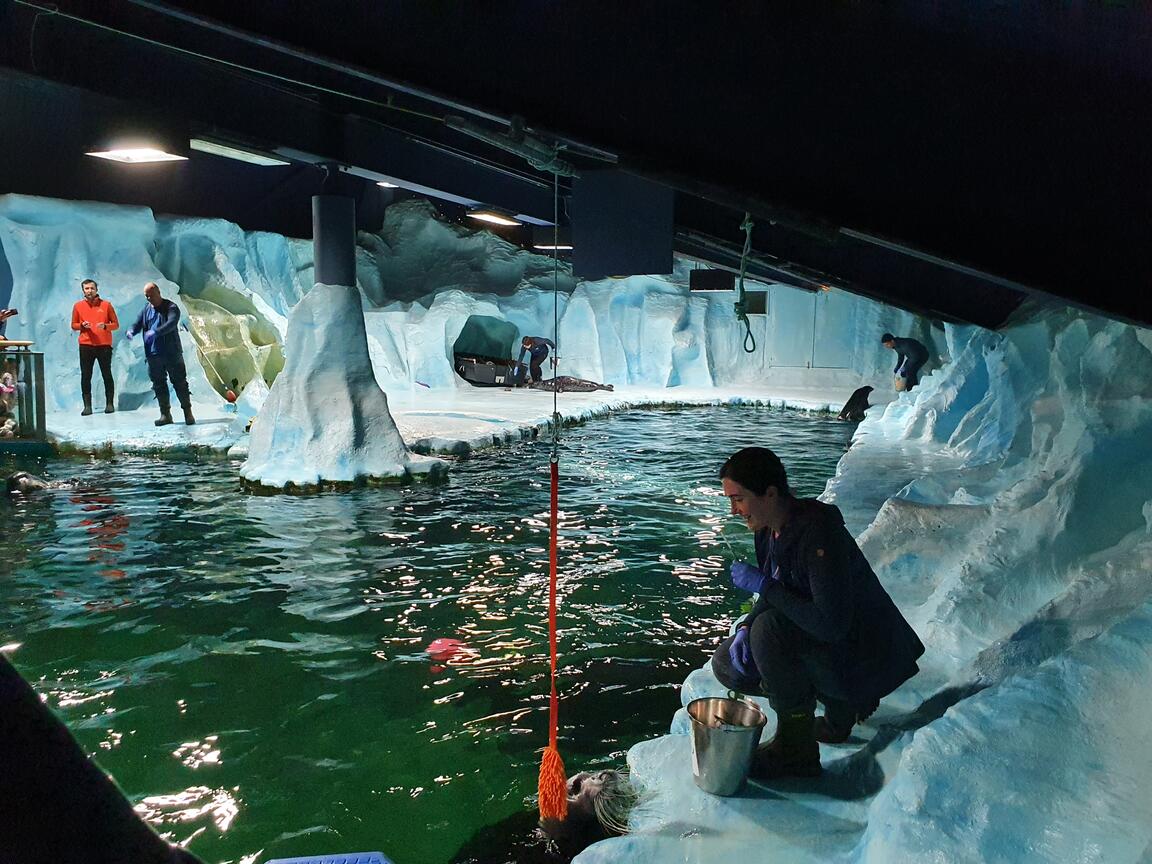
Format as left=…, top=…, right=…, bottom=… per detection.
left=734, top=212, right=757, bottom=353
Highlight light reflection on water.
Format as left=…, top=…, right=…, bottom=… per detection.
left=0, top=406, right=852, bottom=864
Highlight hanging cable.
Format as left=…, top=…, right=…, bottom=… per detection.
left=537, top=171, right=567, bottom=824
left=733, top=213, right=757, bottom=353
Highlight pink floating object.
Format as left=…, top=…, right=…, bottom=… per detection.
left=426, top=638, right=464, bottom=662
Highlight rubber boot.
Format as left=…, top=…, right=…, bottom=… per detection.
left=814, top=706, right=855, bottom=744
left=155, top=407, right=173, bottom=427
left=80, top=398, right=92, bottom=417
left=750, top=707, right=822, bottom=779
left=104, top=395, right=116, bottom=414
left=815, top=705, right=852, bottom=741
left=182, top=405, right=196, bottom=426
left=815, top=697, right=878, bottom=744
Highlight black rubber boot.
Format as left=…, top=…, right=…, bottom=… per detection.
left=154, top=410, right=173, bottom=427
left=80, top=398, right=92, bottom=417
left=814, top=697, right=878, bottom=744
left=815, top=698, right=857, bottom=744
left=750, top=708, right=822, bottom=779
left=104, top=399, right=115, bottom=414
left=182, top=405, right=196, bottom=426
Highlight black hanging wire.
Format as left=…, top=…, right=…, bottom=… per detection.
left=550, top=171, right=562, bottom=462
left=733, top=213, right=757, bottom=353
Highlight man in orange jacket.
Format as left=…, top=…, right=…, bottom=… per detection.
left=71, top=278, right=119, bottom=415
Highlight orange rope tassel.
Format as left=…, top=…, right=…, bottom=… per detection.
left=538, top=744, right=568, bottom=822
left=538, top=458, right=568, bottom=822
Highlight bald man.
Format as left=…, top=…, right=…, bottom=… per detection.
left=126, top=282, right=194, bottom=426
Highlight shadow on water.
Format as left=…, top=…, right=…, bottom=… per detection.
left=448, top=808, right=593, bottom=864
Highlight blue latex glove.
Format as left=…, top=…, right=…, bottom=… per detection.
left=729, top=627, right=753, bottom=678
left=730, top=561, right=764, bottom=594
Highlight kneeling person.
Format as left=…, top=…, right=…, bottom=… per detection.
left=712, top=446, right=923, bottom=779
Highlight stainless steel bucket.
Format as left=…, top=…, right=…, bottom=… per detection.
left=687, top=696, right=768, bottom=796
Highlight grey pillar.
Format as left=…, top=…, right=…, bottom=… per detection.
left=312, top=195, right=356, bottom=287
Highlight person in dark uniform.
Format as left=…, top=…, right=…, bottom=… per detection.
left=712, top=447, right=924, bottom=779
left=881, top=332, right=929, bottom=391
left=126, top=282, right=194, bottom=426
left=516, top=335, right=556, bottom=386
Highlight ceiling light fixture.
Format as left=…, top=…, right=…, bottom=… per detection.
left=190, top=138, right=289, bottom=166
left=467, top=209, right=522, bottom=227
left=376, top=181, right=399, bottom=188
left=532, top=226, right=572, bottom=251
left=85, top=147, right=187, bottom=164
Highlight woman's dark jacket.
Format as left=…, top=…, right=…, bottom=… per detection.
left=747, top=498, right=924, bottom=706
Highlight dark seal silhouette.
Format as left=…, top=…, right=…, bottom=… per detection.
left=5, top=471, right=50, bottom=495
left=451, top=769, right=638, bottom=863
left=837, top=386, right=873, bottom=422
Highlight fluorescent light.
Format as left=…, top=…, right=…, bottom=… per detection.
left=190, top=138, right=289, bottom=166
left=377, top=181, right=399, bottom=188
left=533, top=243, right=573, bottom=251
left=467, top=209, right=522, bottom=227
left=86, top=148, right=187, bottom=163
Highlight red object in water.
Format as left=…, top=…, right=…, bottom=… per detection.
left=425, top=637, right=464, bottom=662
left=224, top=390, right=238, bottom=403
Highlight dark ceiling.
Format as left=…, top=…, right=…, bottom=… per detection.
left=1, top=0, right=1150, bottom=329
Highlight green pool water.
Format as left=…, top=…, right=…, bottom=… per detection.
left=0, top=406, right=853, bottom=864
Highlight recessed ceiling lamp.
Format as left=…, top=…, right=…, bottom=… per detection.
left=85, top=147, right=187, bottom=163
left=190, top=138, right=289, bottom=166
left=532, top=226, right=573, bottom=251
left=467, top=209, right=522, bottom=227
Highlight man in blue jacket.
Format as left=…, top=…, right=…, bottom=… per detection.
left=711, top=447, right=924, bottom=779
left=126, top=282, right=194, bottom=426
left=881, top=332, right=929, bottom=391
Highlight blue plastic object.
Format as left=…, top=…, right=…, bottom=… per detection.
left=266, top=854, right=393, bottom=864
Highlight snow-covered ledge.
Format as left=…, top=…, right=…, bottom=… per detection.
left=241, top=282, right=444, bottom=489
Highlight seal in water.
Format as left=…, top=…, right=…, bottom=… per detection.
left=448, top=768, right=640, bottom=863
left=837, top=385, right=873, bottom=422
left=537, top=769, right=639, bottom=855
left=5, top=471, right=50, bottom=495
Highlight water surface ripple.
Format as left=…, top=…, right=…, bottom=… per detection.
left=0, top=406, right=852, bottom=863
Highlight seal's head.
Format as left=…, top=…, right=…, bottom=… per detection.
left=5, top=471, right=49, bottom=495
left=538, top=769, right=638, bottom=856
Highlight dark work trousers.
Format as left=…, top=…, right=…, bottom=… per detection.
left=900, top=358, right=926, bottom=390
left=146, top=354, right=191, bottom=411
left=79, top=344, right=114, bottom=403
left=711, top=608, right=854, bottom=716
left=529, top=357, right=544, bottom=382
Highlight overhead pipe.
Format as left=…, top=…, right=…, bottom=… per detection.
left=445, top=115, right=579, bottom=178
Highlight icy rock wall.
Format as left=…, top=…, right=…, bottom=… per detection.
left=155, top=215, right=309, bottom=394
left=239, top=282, right=438, bottom=487
left=844, top=305, right=1152, bottom=861
left=0, top=195, right=216, bottom=413
left=1, top=192, right=935, bottom=416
